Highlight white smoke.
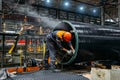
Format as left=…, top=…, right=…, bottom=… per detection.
left=16, top=4, right=61, bottom=28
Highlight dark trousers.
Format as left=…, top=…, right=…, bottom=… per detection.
left=45, top=34, right=57, bottom=70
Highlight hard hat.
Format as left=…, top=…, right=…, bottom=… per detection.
left=63, top=32, right=72, bottom=42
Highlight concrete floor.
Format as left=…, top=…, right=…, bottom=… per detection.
left=5, top=70, right=90, bottom=80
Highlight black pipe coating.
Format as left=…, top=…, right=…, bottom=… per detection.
left=54, top=20, right=120, bottom=65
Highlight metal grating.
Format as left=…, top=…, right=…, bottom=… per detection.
left=6, top=70, right=90, bottom=80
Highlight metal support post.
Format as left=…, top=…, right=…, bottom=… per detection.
left=118, top=0, right=120, bottom=27
left=61, top=64, right=63, bottom=71
left=0, top=0, right=2, bottom=31
left=1, top=34, right=5, bottom=68
left=101, top=6, right=105, bottom=26
left=24, top=35, right=27, bottom=71
left=19, top=47, right=23, bottom=66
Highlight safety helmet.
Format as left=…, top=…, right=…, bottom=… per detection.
left=63, top=32, right=72, bottom=42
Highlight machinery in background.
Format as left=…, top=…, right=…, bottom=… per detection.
left=27, top=36, right=44, bottom=54
left=0, top=33, right=46, bottom=68
left=0, top=33, right=20, bottom=67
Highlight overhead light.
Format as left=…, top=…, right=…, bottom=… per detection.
left=93, top=9, right=97, bottom=13
left=44, top=0, right=52, bottom=7
left=80, top=6, right=84, bottom=11
left=64, top=2, right=69, bottom=7
left=78, top=4, right=86, bottom=12
left=91, top=7, right=101, bottom=16
left=46, top=0, right=50, bottom=3
left=78, top=5, right=86, bottom=13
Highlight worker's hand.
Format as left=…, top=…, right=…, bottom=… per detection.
left=66, top=50, right=72, bottom=55
left=72, top=50, right=75, bottom=54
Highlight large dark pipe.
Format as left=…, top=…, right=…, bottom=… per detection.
left=54, top=20, right=120, bottom=65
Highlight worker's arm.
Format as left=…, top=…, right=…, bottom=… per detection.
left=61, top=41, right=75, bottom=54
left=70, top=45, right=74, bottom=51
left=55, top=37, right=68, bottom=52
left=68, top=41, right=75, bottom=54
left=55, top=36, right=74, bottom=54
left=62, top=48, right=68, bottom=52
left=56, top=37, right=63, bottom=48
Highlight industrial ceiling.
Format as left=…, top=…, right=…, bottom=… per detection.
left=1, top=0, right=119, bottom=25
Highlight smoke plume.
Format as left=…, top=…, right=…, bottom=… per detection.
left=15, top=4, right=61, bottom=28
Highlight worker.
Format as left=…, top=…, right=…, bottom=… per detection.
left=45, top=30, right=75, bottom=71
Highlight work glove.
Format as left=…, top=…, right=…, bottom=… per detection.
left=72, top=50, right=75, bottom=54
left=66, top=50, right=72, bottom=55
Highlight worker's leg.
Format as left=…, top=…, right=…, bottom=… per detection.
left=44, top=50, right=49, bottom=69
left=46, top=38, right=56, bottom=70
left=49, top=44, right=56, bottom=70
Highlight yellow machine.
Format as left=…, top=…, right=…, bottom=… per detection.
left=36, top=46, right=41, bottom=52
left=8, top=27, right=24, bottom=54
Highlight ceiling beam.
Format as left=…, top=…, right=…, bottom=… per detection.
left=72, top=0, right=99, bottom=6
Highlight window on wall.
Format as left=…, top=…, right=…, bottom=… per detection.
left=96, top=18, right=101, bottom=25
left=38, top=7, right=49, bottom=16
left=83, top=16, right=90, bottom=23
left=75, top=14, right=83, bottom=22
left=90, top=17, right=95, bottom=24
left=59, top=11, right=68, bottom=20
left=36, top=6, right=101, bottom=24
left=68, top=13, right=75, bottom=21
left=49, top=9, right=57, bottom=19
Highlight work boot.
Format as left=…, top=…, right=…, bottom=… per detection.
left=49, top=66, right=61, bottom=73
left=52, top=69, right=61, bottom=72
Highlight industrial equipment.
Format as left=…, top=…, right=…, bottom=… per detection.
left=54, top=20, right=120, bottom=65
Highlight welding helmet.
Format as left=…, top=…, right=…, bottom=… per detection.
left=63, top=32, right=72, bottom=42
